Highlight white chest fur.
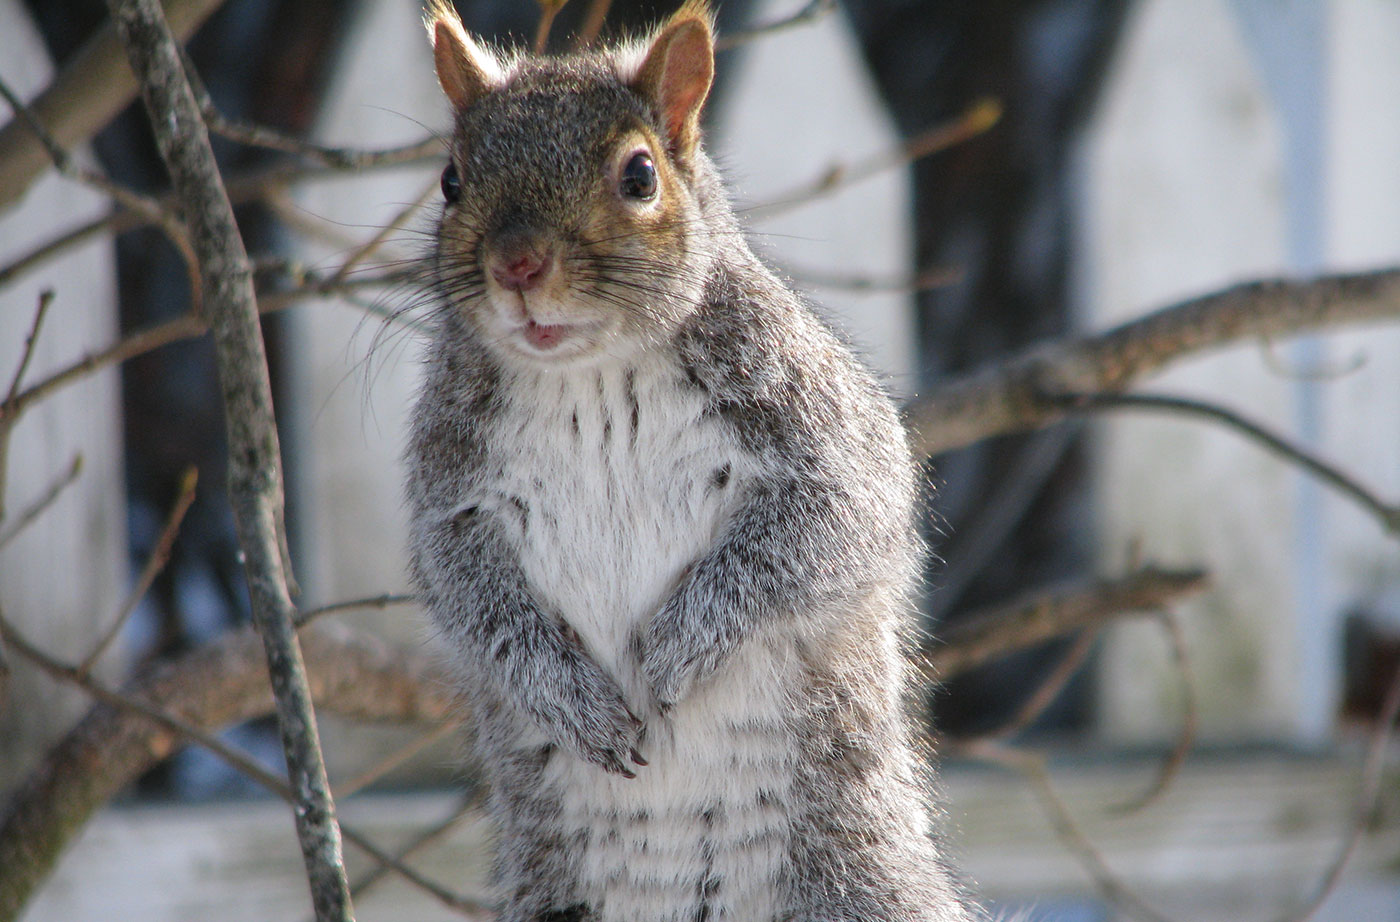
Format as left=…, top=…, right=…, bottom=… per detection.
left=476, top=356, right=794, bottom=921
left=480, top=357, right=734, bottom=700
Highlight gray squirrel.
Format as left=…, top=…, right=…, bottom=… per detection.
left=404, top=2, right=978, bottom=919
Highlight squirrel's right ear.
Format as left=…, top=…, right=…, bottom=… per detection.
left=425, top=1, right=504, bottom=111
left=630, top=2, right=715, bottom=161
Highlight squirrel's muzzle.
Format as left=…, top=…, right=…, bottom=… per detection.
left=486, top=226, right=557, bottom=293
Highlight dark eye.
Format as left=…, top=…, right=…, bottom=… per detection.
left=441, top=162, right=461, bottom=203
left=620, top=152, right=657, bottom=200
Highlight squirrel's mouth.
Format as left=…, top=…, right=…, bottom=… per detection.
left=488, top=294, right=604, bottom=361
left=522, top=319, right=569, bottom=350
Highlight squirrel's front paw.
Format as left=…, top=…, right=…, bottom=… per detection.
left=555, top=666, right=647, bottom=778
left=638, top=608, right=716, bottom=712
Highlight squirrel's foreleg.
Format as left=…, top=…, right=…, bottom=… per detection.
left=422, top=512, right=644, bottom=777
left=638, top=475, right=878, bottom=708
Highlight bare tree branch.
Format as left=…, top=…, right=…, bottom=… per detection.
left=3, top=290, right=52, bottom=406
left=920, top=566, right=1212, bottom=684
left=905, top=267, right=1400, bottom=457
left=295, top=593, right=416, bottom=630
left=103, top=0, right=349, bottom=917
left=0, top=75, right=200, bottom=296
left=0, top=214, right=120, bottom=288
left=0, top=611, right=486, bottom=920
left=179, top=49, right=441, bottom=169
left=970, top=628, right=1099, bottom=742
left=0, top=622, right=456, bottom=922
left=332, top=719, right=461, bottom=800
left=0, top=260, right=411, bottom=435
left=0, top=0, right=226, bottom=211
left=0, top=290, right=56, bottom=518
left=0, top=313, right=205, bottom=429
left=535, top=0, right=568, bottom=54
left=340, top=789, right=487, bottom=918
left=574, top=0, right=615, bottom=48
left=780, top=262, right=960, bottom=296
left=1108, top=611, right=1199, bottom=815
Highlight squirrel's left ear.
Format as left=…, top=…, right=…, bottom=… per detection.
left=631, top=2, right=715, bottom=161
left=426, top=1, right=504, bottom=112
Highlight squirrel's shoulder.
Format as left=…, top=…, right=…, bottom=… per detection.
left=677, top=254, right=909, bottom=470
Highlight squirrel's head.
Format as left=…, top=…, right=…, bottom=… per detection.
left=425, top=1, right=720, bottom=367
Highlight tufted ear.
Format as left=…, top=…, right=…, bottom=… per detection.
left=631, top=2, right=715, bottom=160
left=425, top=1, right=504, bottom=111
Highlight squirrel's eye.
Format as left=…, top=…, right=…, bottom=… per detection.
left=620, top=152, right=657, bottom=200
left=441, top=162, right=461, bottom=203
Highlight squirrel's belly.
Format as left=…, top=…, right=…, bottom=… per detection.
left=494, top=361, right=788, bottom=919
left=552, top=636, right=797, bottom=922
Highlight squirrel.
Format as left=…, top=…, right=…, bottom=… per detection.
left=404, top=2, right=978, bottom=920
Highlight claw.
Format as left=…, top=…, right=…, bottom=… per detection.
left=630, top=747, right=648, bottom=766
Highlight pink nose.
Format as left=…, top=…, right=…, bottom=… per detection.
left=491, top=251, right=552, bottom=292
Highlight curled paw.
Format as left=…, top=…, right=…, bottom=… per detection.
left=554, top=664, right=647, bottom=778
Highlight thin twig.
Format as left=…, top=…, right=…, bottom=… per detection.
left=77, top=467, right=198, bottom=678
left=1280, top=659, right=1400, bottom=922
left=714, top=0, right=837, bottom=52
left=1, top=264, right=413, bottom=434
left=0, top=76, right=168, bottom=224
left=927, top=425, right=1079, bottom=625
left=574, top=0, right=614, bottom=47
left=0, top=290, right=57, bottom=519
left=535, top=1, right=568, bottom=54
left=0, top=152, right=432, bottom=292
left=977, top=629, right=1100, bottom=741
left=340, top=827, right=492, bottom=917
left=322, top=181, right=437, bottom=292
left=180, top=48, right=441, bottom=169
left=781, top=263, right=961, bottom=296
left=961, top=740, right=1178, bottom=922
left=0, top=455, right=83, bottom=549
left=1052, top=390, right=1400, bottom=536
left=1, top=313, right=206, bottom=432
left=0, top=622, right=458, bottom=919
left=744, top=97, right=1002, bottom=221
left=0, top=0, right=225, bottom=210
left=333, top=719, right=460, bottom=799
left=295, top=593, right=417, bottom=630
left=1109, top=610, right=1199, bottom=815
left=5, top=291, right=55, bottom=405
left=104, top=1, right=351, bottom=917
left=0, top=214, right=119, bottom=289
left=0, top=74, right=201, bottom=301
left=342, top=789, right=486, bottom=911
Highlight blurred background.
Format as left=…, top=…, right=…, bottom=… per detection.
left=1, top=0, right=1398, bottom=919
